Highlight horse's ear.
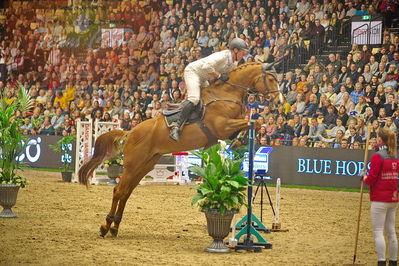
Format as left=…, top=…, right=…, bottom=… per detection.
left=263, top=62, right=274, bottom=71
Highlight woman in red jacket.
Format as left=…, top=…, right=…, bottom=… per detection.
left=364, top=128, right=398, bottom=266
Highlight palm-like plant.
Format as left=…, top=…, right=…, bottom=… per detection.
left=0, top=87, right=33, bottom=187
left=190, top=141, right=248, bottom=215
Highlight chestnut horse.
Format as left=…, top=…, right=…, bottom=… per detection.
left=78, top=62, right=281, bottom=237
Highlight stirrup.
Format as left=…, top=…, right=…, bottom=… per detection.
left=170, top=126, right=180, bottom=141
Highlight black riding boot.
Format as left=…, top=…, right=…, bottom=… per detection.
left=389, top=260, right=397, bottom=266
left=378, top=261, right=386, bottom=266
left=169, top=101, right=196, bottom=141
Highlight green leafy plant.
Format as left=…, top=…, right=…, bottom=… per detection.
left=0, top=87, right=34, bottom=187
left=49, top=135, right=77, bottom=172
left=103, top=154, right=124, bottom=167
left=190, top=141, right=248, bottom=215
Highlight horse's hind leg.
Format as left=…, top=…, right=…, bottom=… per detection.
left=109, top=154, right=161, bottom=237
left=100, top=185, right=122, bottom=237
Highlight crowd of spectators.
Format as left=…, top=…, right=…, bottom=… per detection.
left=1, top=0, right=399, bottom=150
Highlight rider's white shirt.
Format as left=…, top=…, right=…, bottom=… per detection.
left=185, top=49, right=237, bottom=81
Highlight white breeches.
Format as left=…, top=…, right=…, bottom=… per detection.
left=184, top=69, right=208, bottom=105
left=371, top=201, right=398, bottom=261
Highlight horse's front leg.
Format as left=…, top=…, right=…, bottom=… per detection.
left=216, top=118, right=260, bottom=140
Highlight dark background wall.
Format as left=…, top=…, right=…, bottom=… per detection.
left=21, top=135, right=75, bottom=170
left=268, top=146, right=373, bottom=189
left=23, top=136, right=372, bottom=189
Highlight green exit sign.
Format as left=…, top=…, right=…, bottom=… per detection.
left=362, top=15, right=371, bottom=20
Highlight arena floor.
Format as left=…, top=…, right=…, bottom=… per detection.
left=0, top=170, right=395, bottom=265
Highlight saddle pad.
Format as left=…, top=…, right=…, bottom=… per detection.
left=164, top=103, right=205, bottom=128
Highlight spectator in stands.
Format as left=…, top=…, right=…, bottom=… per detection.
left=39, top=116, right=55, bottom=136
left=385, top=65, right=399, bottom=89
left=303, top=93, right=318, bottom=117
left=324, top=105, right=337, bottom=129
left=295, top=0, right=311, bottom=17
left=385, top=94, right=398, bottom=116
left=120, top=111, right=132, bottom=131
left=389, top=52, right=399, bottom=69
left=51, top=108, right=65, bottom=132
left=340, top=138, right=350, bottom=149
left=380, top=0, right=398, bottom=28
left=347, top=127, right=363, bottom=147
left=308, top=116, right=327, bottom=144
left=350, top=83, right=365, bottom=105
left=385, top=116, right=398, bottom=133
left=310, top=19, right=325, bottom=55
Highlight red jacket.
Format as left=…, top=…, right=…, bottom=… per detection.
left=365, top=148, right=399, bottom=202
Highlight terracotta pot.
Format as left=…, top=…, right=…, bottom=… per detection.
left=204, top=210, right=236, bottom=253
left=0, top=184, right=20, bottom=218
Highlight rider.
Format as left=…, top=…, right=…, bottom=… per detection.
left=170, top=37, right=249, bottom=141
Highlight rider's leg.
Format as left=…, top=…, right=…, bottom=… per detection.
left=185, top=69, right=201, bottom=105
left=170, top=70, right=200, bottom=141
left=170, top=100, right=196, bottom=141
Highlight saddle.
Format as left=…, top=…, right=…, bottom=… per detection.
left=162, top=101, right=205, bottom=128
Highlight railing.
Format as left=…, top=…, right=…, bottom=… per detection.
left=352, top=23, right=370, bottom=45
left=368, top=21, right=383, bottom=44
left=351, top=15, right=383, bottom=45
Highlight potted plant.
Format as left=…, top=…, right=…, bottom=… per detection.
left=189, top=141, right=248, bottom=253
left=49, top=135, right=76, bottom=182
left=0, top=87, right=32, bottom=218
left=103, top=154, right=123, bottom=185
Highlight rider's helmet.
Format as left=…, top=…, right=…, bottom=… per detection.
left=228, top=38, right=249, bottom=52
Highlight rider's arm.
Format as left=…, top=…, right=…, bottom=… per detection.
left=209, top=72, right=221, bottom=78
left=196, top=50, right=230, bottom=78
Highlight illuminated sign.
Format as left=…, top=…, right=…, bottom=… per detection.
left=243, top=147, right=273, bottom=175
left=61, top=142, right=73, bottom=165
left=187, top=146, right=273, bottom=177
left=16, top=137, right=42, bottom=163
left=297, top=158, right=371, bottom=176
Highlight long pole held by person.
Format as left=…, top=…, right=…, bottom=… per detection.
left=353, top=123, right=372, bottom=264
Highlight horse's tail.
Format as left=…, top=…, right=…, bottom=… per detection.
left=78, top=129, right=128, bottom=186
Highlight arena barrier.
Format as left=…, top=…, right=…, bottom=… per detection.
left=23, top=134, right=374, bottom=189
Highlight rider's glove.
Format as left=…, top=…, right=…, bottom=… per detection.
left=218, top=73, right=229, bottom=82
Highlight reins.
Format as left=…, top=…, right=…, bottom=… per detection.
left=204, top=71, right=281, bottom=115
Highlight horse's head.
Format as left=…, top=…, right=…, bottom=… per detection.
left=250, top=61, right=284, bottom=105
left=217, top=62, right=284, bottom=106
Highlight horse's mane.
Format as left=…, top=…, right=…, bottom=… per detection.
left=229, top=62, right=263, bottom=75
left=203, top=62, right=264, bottom=96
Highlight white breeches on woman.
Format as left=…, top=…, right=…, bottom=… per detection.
left=371, top=201, right=398, bottom=261
left=184, top=69, right=208, bottom=105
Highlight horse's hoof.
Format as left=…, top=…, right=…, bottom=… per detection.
left=110, top=227, right=118, bottom=237
left=100, top=225, right=109, bottom=237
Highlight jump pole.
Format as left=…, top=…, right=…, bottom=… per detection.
left=270, top=177, right=289, bottom=232
left=272, top=178, right=281, bottom=230
left=353, top=124, right=371, bottom=264
left=235, top=120, right=272, bottom=252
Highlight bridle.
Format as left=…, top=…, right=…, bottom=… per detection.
left=204, top=70, right=283, bottom=113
